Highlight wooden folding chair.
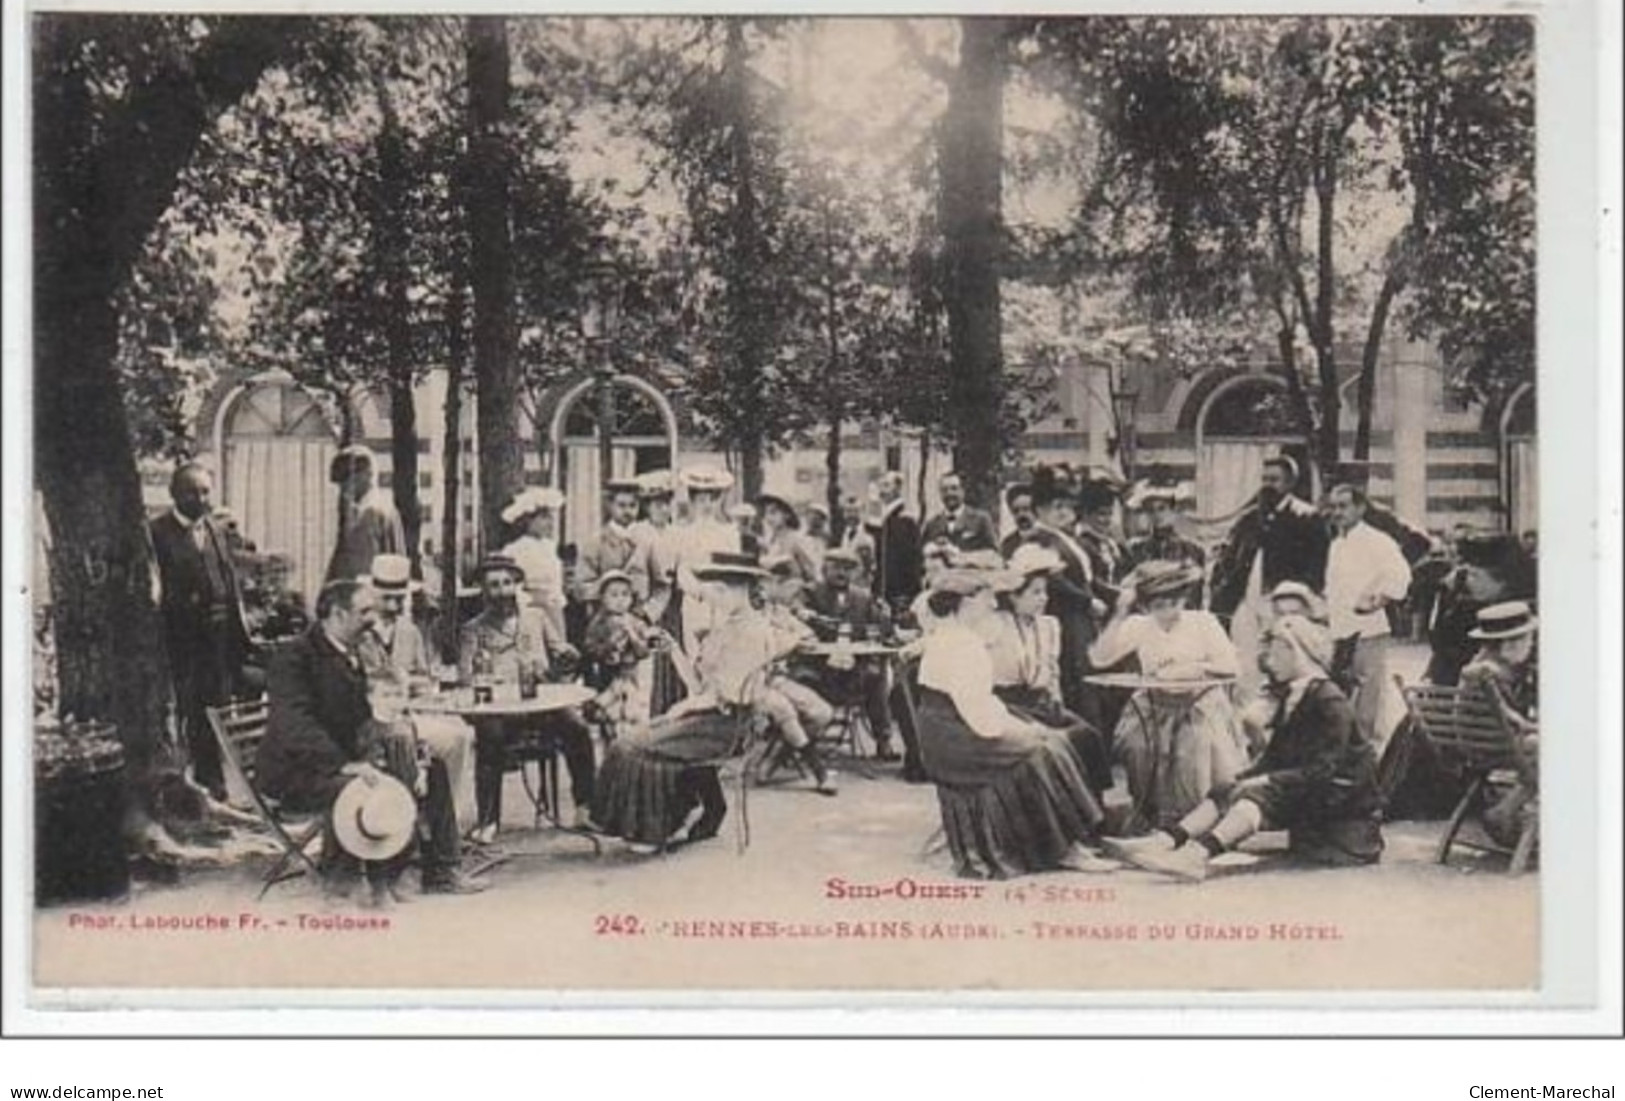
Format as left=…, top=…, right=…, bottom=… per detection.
left=1399, top=677, right=1538, bottom=875
left=207, top=698, right=324, bottom=898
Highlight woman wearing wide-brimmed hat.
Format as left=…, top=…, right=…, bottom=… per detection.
left=664, top=467, right=743, bottom=685
left=498, top=486, right=569, bottom=640
left=1089, top=559, right=1249, bottom=833
left=980, top=545, right=1114, bottom=798
left=591, top=552, right=771, bottom=849
left=913, top=565, right=1117, bottom=878
left=757, top=492, right=821, bottom=585
left=631, top=471, right=685, bottom=717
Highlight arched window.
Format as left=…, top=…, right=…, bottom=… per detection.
left=1194, top=374, right=1298, bottom=521
left=550, top=376, right=679, bottom=546
left=218, top=380, right=339, bottom=608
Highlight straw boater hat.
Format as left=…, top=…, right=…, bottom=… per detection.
left=755, top=493, right=801, bottom=529
left=501, top=486, right=566, bottom=526
left=365, top=553, right=420, bottom=594
left=1469, top=601, right=1538, bottom=640
left=728, top=502, right=758, bottom=521
left=681, top=466, right=734, bottom=495
left=1128, top=559, right=1205, bottom=601
left=476, top=553, right=525, bottom=582
left=331, top=773, right=418, bottom=861
left=691, top=551, right=767, bottom=583
left=604, top=478, right=643, bottom=498
left=636, top=470, right=676, bottom=499
left=1267, top=579, right=1327, bottom=622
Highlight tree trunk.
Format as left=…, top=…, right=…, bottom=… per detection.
left=938, top=17, right=1008, bottom=511
left=439, top=279, right=467, bottom=663
left=32, top=18, right=296, bottom=836
left=1354, top=263, right=1405, bottom=462
left=724, top=20, right=767, bottom=501
left=375, top=77, right=422, bottom=569
left=1311, top=158, right=1341, bottom=484
left=465, top=16, right=524, bottom=550
left=823, top=267, right=844, bottom=531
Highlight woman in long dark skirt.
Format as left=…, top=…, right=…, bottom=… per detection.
left=591, top=553, right=768, bottom=850
left=979, top=544, right=1114, bottom=798
left=914, top=567, right=1118, bottom=879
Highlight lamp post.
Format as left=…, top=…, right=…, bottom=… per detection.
left=580, top=260, right=623, bottom=491
left=1110, top=365, right=1140, bottom=482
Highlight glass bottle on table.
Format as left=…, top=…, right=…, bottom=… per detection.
left=472, top=648, right=494, bottom=705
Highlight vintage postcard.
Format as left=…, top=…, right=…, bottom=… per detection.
left=8, top=0, right=1611, bottom=1017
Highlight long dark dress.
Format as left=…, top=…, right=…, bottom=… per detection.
left=916, top=624, right=1104, bottom=879
left=590, top=709, right=740, bottom=845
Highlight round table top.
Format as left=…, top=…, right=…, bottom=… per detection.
left=1083, top=672, right=1235, bottom=693
left=410, top=683, right=596, bottom=718
left=798, top=640, right=903, bottom=659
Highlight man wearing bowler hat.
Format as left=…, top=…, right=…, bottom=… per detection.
left=257, top=578, right=481, bottom=906
left=459, top=554, right=596, bottom=843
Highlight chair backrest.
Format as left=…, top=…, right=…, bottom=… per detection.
left=205, top=697, right=272, bottom=811
left=1399, top=678, right=1516, bottom=773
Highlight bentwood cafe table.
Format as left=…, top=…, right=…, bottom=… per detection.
left=411, top=683, right=601, bottom=857
left=1083, top=672, right=1237, bottom=832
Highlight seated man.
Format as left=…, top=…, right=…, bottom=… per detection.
left=1460, top=601, right=1538, bottom=850
left=756, top=555, right=838, bottom=794
left=801, top=547, right=904, bottom=764
left=459, top=554, right=596, bottom=842
left=1107, top=614, right=1384, bottom=881
left=256, top=579, right=481, bottom=906
left=355, top=554, right=478, bottom=833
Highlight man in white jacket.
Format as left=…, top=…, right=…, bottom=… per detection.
left=1324, top=483, right=1412, bottom=751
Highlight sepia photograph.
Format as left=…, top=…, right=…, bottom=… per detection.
left=11, top=3, right=1606, bottom=1016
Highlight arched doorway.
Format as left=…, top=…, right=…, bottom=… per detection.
left=214, top=375, right=340, bottom=606
left=1501, top=382, right=1536, bottom=537
left=1194, top=374, right=1300, bottom=521
left=547, top=375, right=679, bottom=548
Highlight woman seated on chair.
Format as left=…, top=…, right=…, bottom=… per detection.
left=592, top=552, right=827, bottom=850
left=913, top=564, right=1116, bottom=878
left=979, top=544, right=1113, bottom=798
left=1088, top=559, right=1248, bottom=834
left=1460, top=601, right=1538, bottom=850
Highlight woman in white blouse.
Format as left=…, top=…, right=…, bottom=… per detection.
left=1088, top=559, right=1248, bottom=833
left=498, top=487, right=569, bottom=641
left=668, top=467, right=742, bottom=678
left=915, top=566, right=1116, bottom=878
left=981, top=544, right=1113, bottom=797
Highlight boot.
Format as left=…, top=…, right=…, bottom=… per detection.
left=799, top=746, right=838, bottom=796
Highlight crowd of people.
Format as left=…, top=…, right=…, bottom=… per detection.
left=137, top=445, right=1540, bottom=905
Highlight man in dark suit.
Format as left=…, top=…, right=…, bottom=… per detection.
left=800, top=549, right=908, bottom=765
left=866, top=471, right=923, bottom=618
left=921, top=472, right=998, bottom=555
left=1023, top=479, right=1106, bottom=726
left=149, top=461, right=254, bottom=798
left=1209, top=456, right=1331, bottom=624
left=1076, top=478, right=1129, bottom=603
left=257, top=579, right=481, bottom=906
left=999, top=481, right=1038, bottom=560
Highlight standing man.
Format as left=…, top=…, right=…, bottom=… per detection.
left=999, top=481, right=1038, bottom=560
left=574, top=479, right=651, bottom=612
left=1022, top=476, right=1104, bottom=724
left=835, top=492, right=877, bottom=587
left=149, top=461, right=254, bottom=799
left=1209, top=456, right=1329, bottom=694
left=325, top=445, right=405, bottom=585
left=867, top=471, right=924, bottom=618
left=1124, top=483, right=1208, bottom=606
left=1324, top=483, right=1412, bottom=750
left=921, top=471, right=998, bottom=554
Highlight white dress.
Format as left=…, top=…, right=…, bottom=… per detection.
left=1091, top=610, right=1248, bottom=831
left=500, top=533, right=568, bottom=637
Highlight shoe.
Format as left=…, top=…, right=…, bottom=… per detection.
left=421, top=870, right=489, bottom=896
left=627, top=841, right=661, bottom=855
left=874, top=743, right=901, bottom=763
left=685, top=816, right=725, bottom=844
left=814, top=771, right=840, bottom=797
left=1059, top=845, right=1122, bottom=874
left=466, top=823, right=499, bottom=847
left=1134, top=843, right=1211, bottom=882
left=1101, top=832, right=1176, bottom=863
